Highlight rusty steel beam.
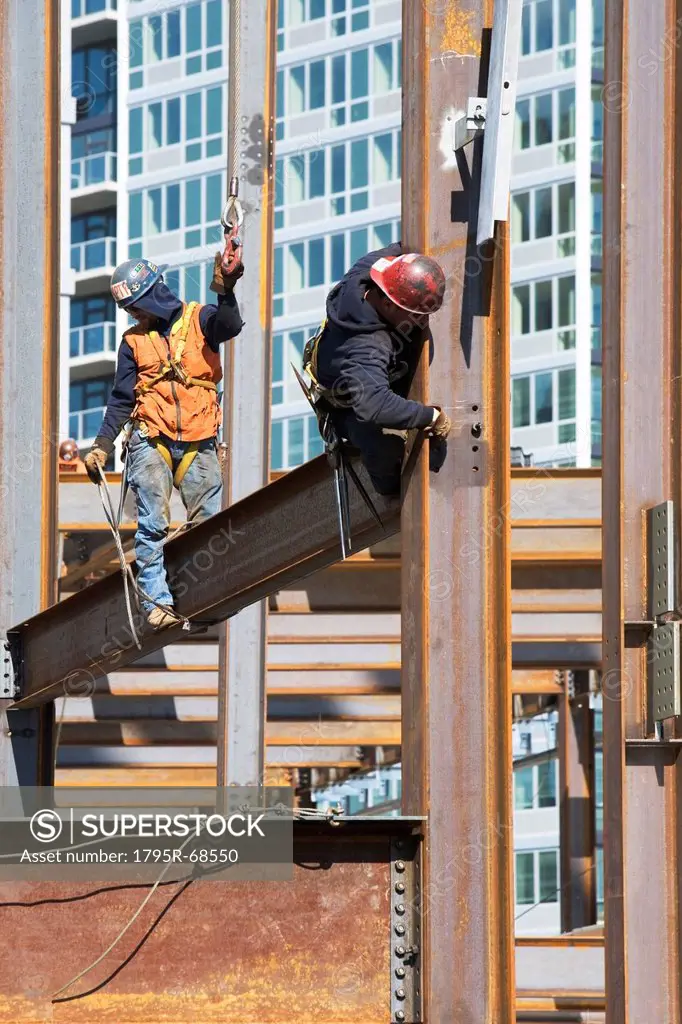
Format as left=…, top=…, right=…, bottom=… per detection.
left=400, top=1, right=514, bottom=1020
left=559, top=671, right=596, bottom=933
left=10, top=457, right=400, bottom=708
left=602, top=0, right=682, bottom=1018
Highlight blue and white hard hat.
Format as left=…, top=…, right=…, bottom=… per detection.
left=110, top=258, right=168, bottom=308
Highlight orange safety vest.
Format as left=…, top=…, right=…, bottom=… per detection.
left=125, top=302, right=222, bottom=442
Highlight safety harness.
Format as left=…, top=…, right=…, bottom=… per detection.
left=132, top=301, right=217, bottom=487
left=294, top=319, right=384, bottom=560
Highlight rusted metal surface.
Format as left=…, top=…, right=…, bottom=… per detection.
left=559, top=671, right=596, bottom=932
left=602, top=0, right=682, bottom=1019
left=11, top=456, right=400, bottom=708
left=0, top=821, right=419, bottom=1022
left=400, top=0, right=514, bottom=1020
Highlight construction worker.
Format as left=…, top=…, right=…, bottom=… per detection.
left=304, top=243, right=451, bottom=496
left=83, top=253, right=243, bottom=629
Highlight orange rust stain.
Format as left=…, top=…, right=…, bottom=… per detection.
left=441, top=5, right=480, bottom=57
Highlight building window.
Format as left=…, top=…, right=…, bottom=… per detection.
left=276, top=40, right=401, bottom=138
left=514, top=758, right=557, bottom=809
left=514, top=87, right=576, bottom=162
left=515, top=849, right=560, bottom=908
left=511, top=368, right=576, bottom=440
left=521, top=0, right=576, bottom=67
left=163, top=262, right=214, bottom=305
left=72, top=45, right=117, bottom=120
left=71, top=127, right=117, bottom=188
left=69, top=377, right=112, bottom=442
left=515, top=852, right=535, bottom=905
left=129, top=0, right=223, bottom=89
left=537, top=759, right=557, bottom=807
left=538, top=850, right=559, bottom=903
left=511, top=181, right=575, bottom=256
left=271, top=414, right=325, bottom=471
left=129, top=85, right=224, bottom=174
left=278, top=0, right=372, bottom=50
left=514, top=765, right=534, bottom=809
left=70, top=296, right=117, bottom=359
left=511, top=274, right=576, bottom=348
left=129, top=173, right=224, bottom=250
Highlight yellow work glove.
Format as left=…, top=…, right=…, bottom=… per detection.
left=210, top=246, right=244, bottom=295
left=427, top=408, right=452, bottom=440
left=83, top=445, right=108, bottom=484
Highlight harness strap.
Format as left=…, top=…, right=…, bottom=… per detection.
left=137, top=302, right=217, bottom=397
left=151, top=438, right=201, bottom=487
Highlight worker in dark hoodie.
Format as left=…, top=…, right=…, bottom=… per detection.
left=82, top=252, right=243, bottom=630
left=304, top=242, right=451, bottom=496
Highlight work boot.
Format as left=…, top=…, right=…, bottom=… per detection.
left=147, top=606, right=177, bottom=630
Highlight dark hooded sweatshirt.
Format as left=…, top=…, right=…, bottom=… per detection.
left=94, top=282, right=243, bottom=453
left=315, top=242, right=434, bottom=431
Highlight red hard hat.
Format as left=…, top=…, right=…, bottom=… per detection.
left=369, top=252, right=446, bottom=316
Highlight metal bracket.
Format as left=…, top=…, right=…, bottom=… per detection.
left=650, top=622, right=681, bottom=722
left=644, top=503, right=681, bottom=723
left=649, top=501, right=675, bottom=618
left=390, top=835, right=422, bottom=1023
left=1, top=635, right=21, bottom=700
left=452, top=97, right=487, bottom=151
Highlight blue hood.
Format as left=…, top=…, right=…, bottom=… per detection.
left=133, top=280, right=183, bottom=330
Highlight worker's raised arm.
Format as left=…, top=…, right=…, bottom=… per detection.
left=200, top=292, right=244, bottom=352
left=339, top=333, right=434, bottom=430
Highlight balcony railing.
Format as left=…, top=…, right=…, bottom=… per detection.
left=70, top=237, right=116, bottom=273
left=69, top=406, right=107, bottom=443
left=72, top=0, right=116, bottom=17
left=69, top=321, right=117, bottom=359
left=71, top=152, right=117, bottom=190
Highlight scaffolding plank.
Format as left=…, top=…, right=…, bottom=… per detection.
left=12, top=457, right=400, bottom=708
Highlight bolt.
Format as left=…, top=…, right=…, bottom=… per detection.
left=395, top=882, right=405, bottom=894
left=396, top=1012, right=405, bottom=1022
left=395, top=923, right=406, bottom=936
left=395, top=903, right=405, bottom=914
left=396, top=988, right=406, bottom=1000
left=396, top=860, right=405, bottom=872
left=395, top=967, right=406, bottom=979
left=471, top=422, right=482, bottom=438
left=395, top=945, right=406, bottom=956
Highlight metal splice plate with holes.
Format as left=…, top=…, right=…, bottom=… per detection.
left=1, top=640, right=19, bottom=700
left=390, top=836, right=422, bottom=1023
left=648, top=501, right=675, bottom=618
left=650, top=622, right=681, bottom=722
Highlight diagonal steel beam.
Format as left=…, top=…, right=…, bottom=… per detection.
left=10, top=456, right=400, bottom=709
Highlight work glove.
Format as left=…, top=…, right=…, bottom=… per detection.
left=426, top=407, right=452, bottom=440
left=83, top=445, right=108, bottom=484
left=210, top=241, right=244, bottom=295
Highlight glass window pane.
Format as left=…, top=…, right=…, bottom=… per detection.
left=512, top=284, right=530, bottom=334
left=288, top=417, right=305, bottom=466
left=129, top=21, right=144, bottom=69
left=166, top=183, right=180, bottom=231
left=311, top=0, right=325, bottom=17
left=559, top=87, right=576, bottom=139
left=288, top=243, right=305, bottom=291
left=521, top=4, right=531, bottom=54
left=206, top=87, right=222, bottom=135
left=558, top=182, right=576, bottom=234
left=373, top=133, right=393, bottom=183
left=537, top=760, right=556, bottom=807
left=351, top=49, right=369, bottom=99
left=539, top=851, right=558, bottom=903
left=535, top=372, right=554, bottom=423
left=129, top=107, right=143, bottom=154
left=309, top=149, right=325, bottom=198
left=512, top=377, right=531, bottom=428
left=331, top=144, right=345, bottom=193
left=591, top=181, right=603, bottom=235
left=308, top=238, right=325, bottom=287
left=350, top=227, right=367, bottom=264
left=558, top=275, right=576, bottom=326
left=515, top=98, right=530, bottom=150
left=535, top=280, right=553, bottom=331
left=186, top=3, right=202, bottom=53
left=592, top=273, right=602, bottom=327
left=185, top=179, right=201, bottom=225
left=287, top=155, right=305, bottom=204
left=274, top=245, right=283, bottom=295
left=331, top=233, right=345, bottom=281
left=206, top=0, right=221, bottom=43
left=310, top=60, right=326, bottom=108
left=167, top=97, right=180, bottom=145
left=534, top=187, right=552, bottom=238
left=511, top=192, right=530, bottom=242
left=148, top=188, right=162, bottom=234
left=374, top=42, right=393, bottom=93
left=516, top=852, right=535, bottom=904
left=332, top=54, right=346, bottom=104
left=271, top=420, right=284, bottom=471
left=535, top=93, right=553, bottom=145
left=167, top=10, right=181, bottom=57
left=560, top=0, right=577, bottom=44
left=149, top=15, right=163, bottom=61
left=535, top=0, right=553, bottom=50
left=558, top=367, right=576, bottom=420
left=290, top=66, right=305, bottom=114
left=351, top=138, right=368, bottom=189
left=149, top=103, right=162, bottom=149
left=276, top=69, right=285, bottom=120
left=272, top=333, right=283, bottom=384
left=129, top=192, right=142, bottom=239
left=206, top=174, right=222, bottom=220
left=592, top=365, right=602, bottom=422
left=515, top=765, right=534, bottom=808
left=186, top=92, right=202, bottom=139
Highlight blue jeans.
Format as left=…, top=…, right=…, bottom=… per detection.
left=126, top=428, right=222, bottom=612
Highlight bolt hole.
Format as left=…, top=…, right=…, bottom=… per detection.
left=473, top=466, right=479, bottom=472
left=472, top=445, right=479, bottom=452
left=472, top=404, right=479, bottom=412
left=503, top=80, right=510, bottom=88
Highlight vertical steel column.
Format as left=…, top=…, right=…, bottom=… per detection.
left=216, top=0, right=276, bottom=788
left=602, top=0, right=682, bottom=1018
left=559, top=671, right=596, bottom=932
left=401, top=2, right=514, bottom=1020
left=0, top=0, right=59, bottom=785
